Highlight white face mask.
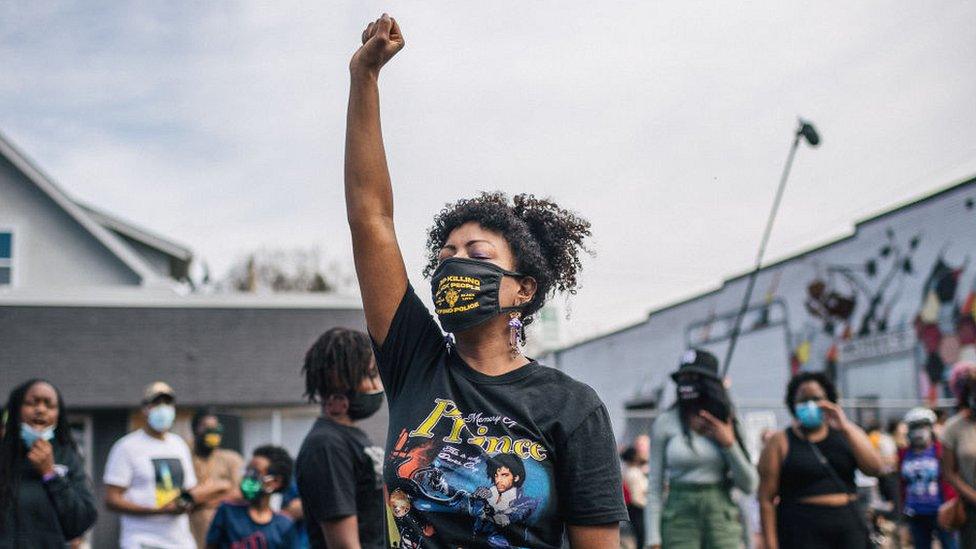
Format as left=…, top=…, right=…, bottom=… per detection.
left=147, top=404, right=176, bottom=432
left=20, top=423, right=55, bottom=447
left=908, top=426, right=932, bottom=448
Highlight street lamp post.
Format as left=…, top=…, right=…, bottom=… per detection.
left=721, top=119, right=820, bottom=377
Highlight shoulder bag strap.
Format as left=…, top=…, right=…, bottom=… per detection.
left=806, top=435, right=876, bottom=546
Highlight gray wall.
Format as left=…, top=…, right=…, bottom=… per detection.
left=0, top=154, right=140, bottom=289
left=0, top=305, right=366, bottom=408
left=554, top=178, right=976, bottom=440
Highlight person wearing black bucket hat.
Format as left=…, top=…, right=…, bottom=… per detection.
left=341, top=13, right=627, bottom=549
left=645, top=349, right=757, bottom=549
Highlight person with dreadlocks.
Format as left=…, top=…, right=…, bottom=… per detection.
left=0, top=379, right=97, bottom=548
left=295, top=327, right=385, bottom=549
left=344, top=14, right=626, bottom=549
left=645, top=350, right=758, bottom=549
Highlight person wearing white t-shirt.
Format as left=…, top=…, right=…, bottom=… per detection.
left=104, top=382, right=198, bottom=549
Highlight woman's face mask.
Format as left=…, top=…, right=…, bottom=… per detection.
left=794, top=400, right=824, bottom=429
left=430, top=258, right=524, bottom=333
left=20, top=423, right=55, bottom=448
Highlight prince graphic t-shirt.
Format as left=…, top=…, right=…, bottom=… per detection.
left=373, top=286, right=627, bottom=549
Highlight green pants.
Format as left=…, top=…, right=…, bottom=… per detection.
left=660, top=483, right=742, bottom=549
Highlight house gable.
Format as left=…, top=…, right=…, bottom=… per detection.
left=0, top=131, right=166, bottom=290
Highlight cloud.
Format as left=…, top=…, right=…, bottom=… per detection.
left=1, top=1, right=975, bottom=343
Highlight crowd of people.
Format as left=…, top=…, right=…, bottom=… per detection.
left=615, top=356, right=976, bottom=549
left=2, top=12, right=975, bottom=549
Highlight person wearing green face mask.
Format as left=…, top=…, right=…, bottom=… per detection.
left=205, top=445, right=297, bottom=548
left=188, top=408, right=244, bottom=548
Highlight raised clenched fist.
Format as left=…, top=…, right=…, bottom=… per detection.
left=351, top=13, right=404, bottom=77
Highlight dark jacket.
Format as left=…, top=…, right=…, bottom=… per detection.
left=0, top=440, right=98, bottom=548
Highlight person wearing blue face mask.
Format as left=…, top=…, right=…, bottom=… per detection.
left=104, top=381, right=198, bottom=549
left=757, top=372, right=883, bottom=549
left=0, top=379, right=97, bottom=548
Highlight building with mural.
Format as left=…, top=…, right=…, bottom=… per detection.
left=545, top=176, right=976, bottom=453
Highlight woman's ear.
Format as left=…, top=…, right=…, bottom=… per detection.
left=517, top=276, right=538, bottom=304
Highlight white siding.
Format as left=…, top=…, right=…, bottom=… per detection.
left=0, top=155, right=140, bottom=288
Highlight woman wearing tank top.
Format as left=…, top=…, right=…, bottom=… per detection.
left=757, top=372, right=883, bottom=549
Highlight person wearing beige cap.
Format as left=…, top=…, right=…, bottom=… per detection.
left=103, top=382, right=198, bottom=549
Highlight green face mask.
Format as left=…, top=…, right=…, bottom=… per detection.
left=240, top=475, right=264, bottom=501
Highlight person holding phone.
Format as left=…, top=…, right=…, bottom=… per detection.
left=645, top=349, right=757, bottom=548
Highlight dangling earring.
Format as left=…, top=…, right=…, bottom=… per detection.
left=508, top=310, right=523, bottom=357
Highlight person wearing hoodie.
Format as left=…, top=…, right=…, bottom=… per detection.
left=0, top=379, right=97, bottom=548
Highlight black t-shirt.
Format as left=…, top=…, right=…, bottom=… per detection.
left=373, top=286, right=627, bottom=549
left=296, top=417, right=386, bottom=549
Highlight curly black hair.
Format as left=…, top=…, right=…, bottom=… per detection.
left=785, top=371, right=838, bottom=418
left=423, top=192, right=592, bottom=335
left=303, top=327, right=374, bottom=402
left=253, top=444, right=293, bottom=493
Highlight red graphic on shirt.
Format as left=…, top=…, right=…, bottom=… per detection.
left=230, top=531, right=269, bottom=549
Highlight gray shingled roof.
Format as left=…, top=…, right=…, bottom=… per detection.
left=0, top=304, right=366, bottom=408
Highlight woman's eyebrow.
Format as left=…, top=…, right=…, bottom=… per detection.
left=465, top=239, right=495, bottom=247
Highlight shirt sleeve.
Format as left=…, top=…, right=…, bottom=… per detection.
left=46, top=447, right=98, bottom=539
left=555, top=404, right=629, bottom=526
left=370, top=284, right=445, bottom=401
left=206, top=504, right=228, bottom=545
left=102, top=439, right=132, bottom=488
left=722, top=442, right=758, bottom=495
left=297, top=440, right=357, bottom=523
left=645, top=411, right=671, bottom=546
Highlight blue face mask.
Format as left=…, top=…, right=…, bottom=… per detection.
left=147, top=404, right=176, bottom=432
left=794, top=401, right=823, bottom=429
left=20, top=423, right=55, bottom=448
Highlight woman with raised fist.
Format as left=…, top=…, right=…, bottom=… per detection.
left=342, top=13, right=627, bottom=549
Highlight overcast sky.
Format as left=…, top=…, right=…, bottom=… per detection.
left=2, top=1, right=975, bottom=345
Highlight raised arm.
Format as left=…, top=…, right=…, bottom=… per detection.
left=345, top=13, right=408, bottom=345
left=820, top=401, right=883, bottom=477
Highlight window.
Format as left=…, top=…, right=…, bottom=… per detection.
left=0, top=231, right=12, bottom=286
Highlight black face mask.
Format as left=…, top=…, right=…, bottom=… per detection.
left=430, top=257, right=524, bottom=334
left=348, top=391, right=384, bottom=420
